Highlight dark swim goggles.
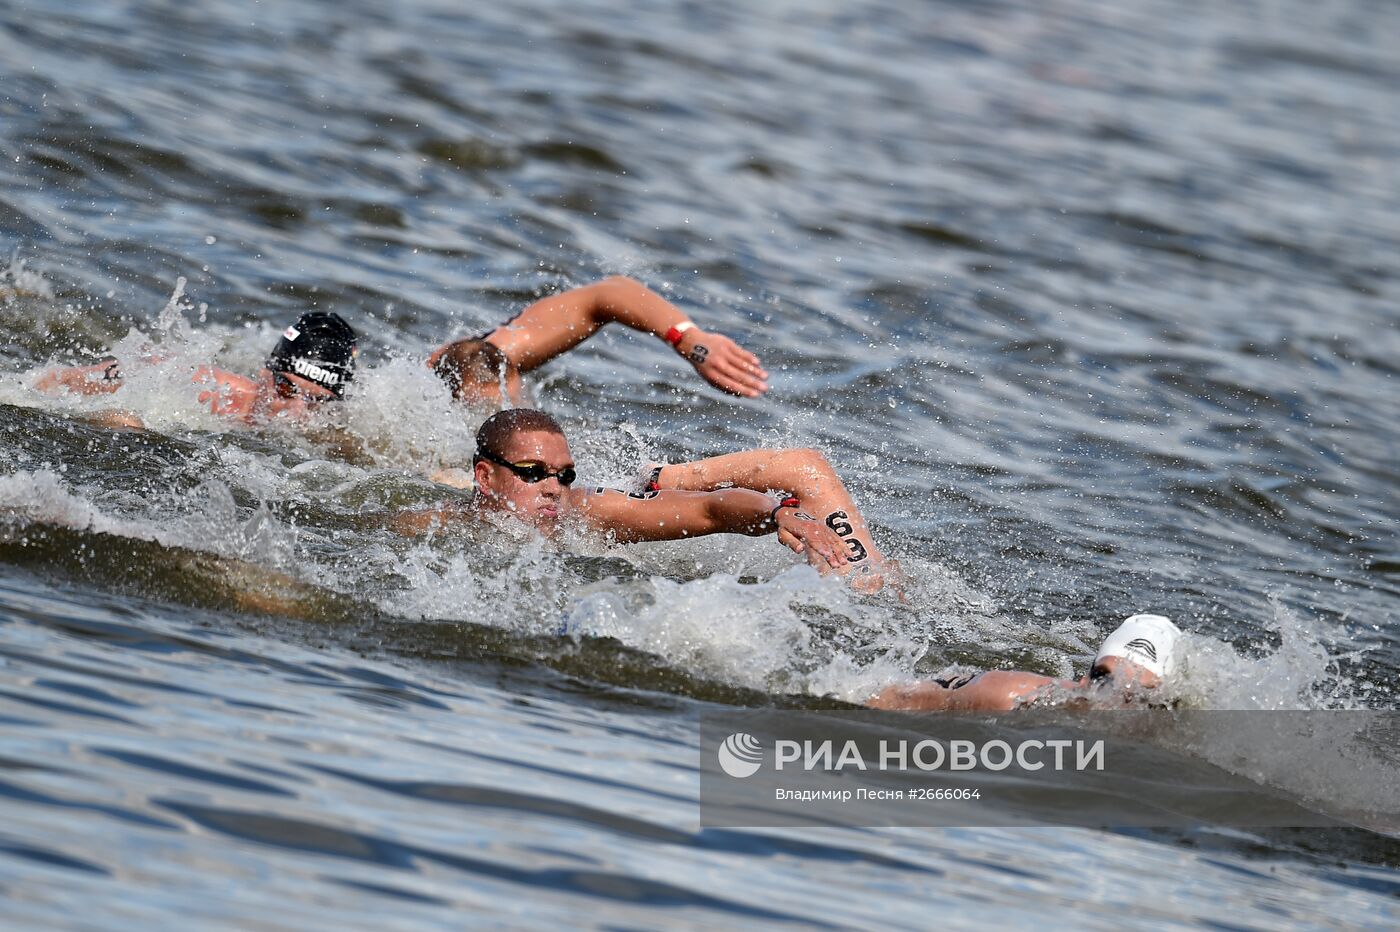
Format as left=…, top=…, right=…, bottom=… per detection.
left=272, top=370, right=335, bottom=402
left=475, top=450, right=576, bottom=486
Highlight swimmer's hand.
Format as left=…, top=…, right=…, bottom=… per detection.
left=674, top=327, right=768, bottom=398
left=33, top=360, right=125, bottom=396
left=775, top=509, right=849, bottom=571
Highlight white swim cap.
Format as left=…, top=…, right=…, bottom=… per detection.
left=1094, top=613, right=1183, bottom=679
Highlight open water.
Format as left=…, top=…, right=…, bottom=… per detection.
left=0, top=0, right=1397, bottom=926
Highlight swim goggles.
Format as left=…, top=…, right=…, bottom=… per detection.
left=474, top=450, right=576, bottom=486
left=271, top=370, right=336, bottom=403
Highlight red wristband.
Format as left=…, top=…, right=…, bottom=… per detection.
left=664, top=321, right=695, bottom=347
left=768, top=496, right=801, bottom=526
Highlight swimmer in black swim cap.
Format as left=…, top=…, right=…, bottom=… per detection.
left=33, top=308, right=358, bottom=428
left=264, top=311, right=358, bottom=399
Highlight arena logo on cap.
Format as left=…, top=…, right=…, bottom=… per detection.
left=291, top=357, right=342, bottom=386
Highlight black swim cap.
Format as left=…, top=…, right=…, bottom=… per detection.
left=265, top=311, right=357, bottom=397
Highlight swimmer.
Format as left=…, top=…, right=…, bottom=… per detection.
left=394, top=408, right=855, bottom=575
left=33, top=311, right=357, bottom=428
left=867, top=614, right=1184, bottom=711
left=428, top=275, right=768, bottom=405
left=424, top=279, right=891, bottom=584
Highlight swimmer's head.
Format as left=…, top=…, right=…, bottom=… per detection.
left=433, top=338, right=523, bottom=406
left=265, top=311, right=358, bottom=399
left=472, top=408, right=573, bottom=529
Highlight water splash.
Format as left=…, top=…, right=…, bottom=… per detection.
left=1177, top=595, right=1363, bottom=710
left=0, top=254, right=54, bottom=301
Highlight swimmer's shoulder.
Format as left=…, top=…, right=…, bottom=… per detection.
left=390, top=497, right=475, bottom=536
left=429, top=467, right=474, bottom=491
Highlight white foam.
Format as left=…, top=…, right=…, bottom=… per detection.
left=562, top=566, right=845, bottom=690
left=0, top=469, right=300, bottom=571
left=0, top=254, right=54, bottom=301
left=1169, top=597, right=1349, bottom=710
left=0, top=470, right=115, bottom=533
left=335, top=353, right=480, bottom=473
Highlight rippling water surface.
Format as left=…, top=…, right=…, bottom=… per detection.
left=1, top=0, right=1398, bottom=925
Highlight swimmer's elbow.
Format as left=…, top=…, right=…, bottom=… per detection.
left=603, top=274, right=665, bottom=310
left=588, top=275, right=645, bottom=320
left=779, top=447, right=832, bottom=475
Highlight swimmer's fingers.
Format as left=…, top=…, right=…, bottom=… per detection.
left=198, top=387, right=232, bottom=416
left=718, top=338, right=767, bottom=382
left=704, top=364, right=763, bottom=398
left=782, top=519, right=849, bottom=570
left=779, top=526, right=834, bottom=572
left=702, top=357, right=766, bottom=398
left=689, top=333, right=769, bottom=397
left=735, top=344, right=764, bottom=374
left=807, top=525, right=850, bottom=569
left=723, top=356, right=769, bottom=396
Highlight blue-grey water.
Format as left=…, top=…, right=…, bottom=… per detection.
left=0, top=0, right=1398, bottom=926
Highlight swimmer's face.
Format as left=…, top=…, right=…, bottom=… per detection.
left=258, top=368, right=338, bottom=418
left=474, top=429, right=573, bottom=530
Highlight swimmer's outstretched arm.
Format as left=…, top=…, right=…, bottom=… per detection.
left=33, top=360, right=125, bottom=396
left=650, top=449, right=886, bottom=570
left=868, top=656, right=1164, bottom=713
left=570, top=487, right=849, bottom=571
left=448, top=276, right=769, bottom=397
left=868, top=671, right=1082, bottom=713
